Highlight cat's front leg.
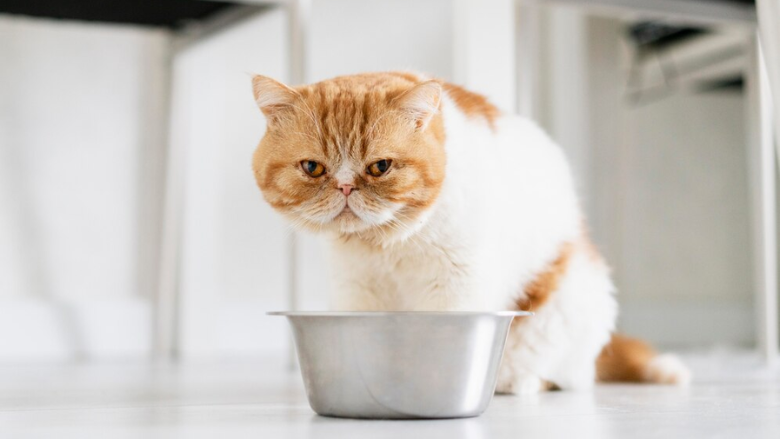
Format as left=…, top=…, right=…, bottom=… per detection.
left=332, top=252, right=482, bottom=311
left=331, top=280, right=390, bottom=311
left=495, top=371, right=548, bottom=395
left=409, top=276, right=483, bottom=311
left=333, top=279, right=479, bottom=312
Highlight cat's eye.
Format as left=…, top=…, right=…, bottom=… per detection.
left=301, top=160, right=326, bottom=178
left=367, top=159, right=392, bottom=177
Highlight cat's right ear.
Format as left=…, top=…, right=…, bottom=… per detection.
left=251, top=75, right=300, bottom=124
left=393, top=80, right=442, bottom=130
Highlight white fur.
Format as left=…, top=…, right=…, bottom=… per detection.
left=645, top=354, right=692, bottom=386
left=327, top=94, right=619, bottom=392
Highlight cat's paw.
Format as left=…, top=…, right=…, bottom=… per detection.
left=644, top=354, right=692, bottom=386
left=495, top=374, right=546, bottom=395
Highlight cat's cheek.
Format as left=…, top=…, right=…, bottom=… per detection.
left=371, top=208, right=400, bottom=225
left=348, top=197, right=400, bottom=226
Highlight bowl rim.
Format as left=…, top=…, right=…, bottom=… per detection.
left=267, top=310, right=533, bottom=317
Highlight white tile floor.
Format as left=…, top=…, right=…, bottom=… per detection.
left=1, top=352, right=779, bottom=438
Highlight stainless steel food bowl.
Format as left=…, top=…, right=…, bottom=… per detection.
left=270, top=311, right=531, bottom=419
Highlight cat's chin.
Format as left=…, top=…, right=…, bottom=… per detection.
left=334, top=211, right=373, bottom=234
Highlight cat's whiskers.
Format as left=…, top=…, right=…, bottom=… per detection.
left=371, top=221, right=392, bottom=245
left=386, top=210, right=432, bottom=252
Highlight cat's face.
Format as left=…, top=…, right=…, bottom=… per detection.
left=251, top=73, right=446, bottom=241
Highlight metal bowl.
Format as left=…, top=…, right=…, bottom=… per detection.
left=270, top=311, right=531, bottom=419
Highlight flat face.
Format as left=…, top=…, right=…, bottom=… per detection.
left=251, top=73, right=448, bottom=242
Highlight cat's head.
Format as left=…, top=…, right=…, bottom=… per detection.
left=251, top=73, right=446, bottom=243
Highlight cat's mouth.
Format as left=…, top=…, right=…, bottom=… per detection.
left=329, top=199, right=394, bottom=234
left=332, top=203, right=369, bottom=233
left=335, top=204, right=357, bottom=219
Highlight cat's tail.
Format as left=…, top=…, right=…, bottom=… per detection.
left=596, top=334, right=691, bottom=385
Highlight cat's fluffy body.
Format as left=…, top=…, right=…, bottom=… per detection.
left=251, top=72, right=690, bottom=392
left=330, top=98, right=617, bottom=392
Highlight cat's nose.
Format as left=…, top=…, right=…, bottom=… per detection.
left=339, top=184, right=354, bottom=196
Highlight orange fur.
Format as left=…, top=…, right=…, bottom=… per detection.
left=517, top=242, right=573, bottom=312
left=516, top=239, right=666, bottom=385
left=596, top=334, right=657, bottom=383
left=251, top=72, right=447, bottom=239
left=442, top=82, right=501, bottom=129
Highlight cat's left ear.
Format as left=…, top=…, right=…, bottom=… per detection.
left=251, top=75, right=301, bottom=124
left=394, top=80, right=442, bottom=130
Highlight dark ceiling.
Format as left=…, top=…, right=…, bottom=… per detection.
left=0, top=0, right=756, bottom=30
left=0, top=0, right=241, bottom=29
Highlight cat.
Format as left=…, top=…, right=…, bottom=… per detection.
left=250, top=71, right=690, bottom=393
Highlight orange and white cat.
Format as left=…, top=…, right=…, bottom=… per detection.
left=251, top=72, right=690, bottom=393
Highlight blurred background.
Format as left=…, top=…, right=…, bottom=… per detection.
left=0, top=0, right=777, bottom=363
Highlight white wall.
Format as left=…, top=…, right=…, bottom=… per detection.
left=617, top=91, right=754, bottom=347
left=533, top=10, right=754, bottom=348
left=173, top=8, right=291, bottom=357
left=310, top=0, right=453, bottom=82
left=0, top=15, right=170, bottom=360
